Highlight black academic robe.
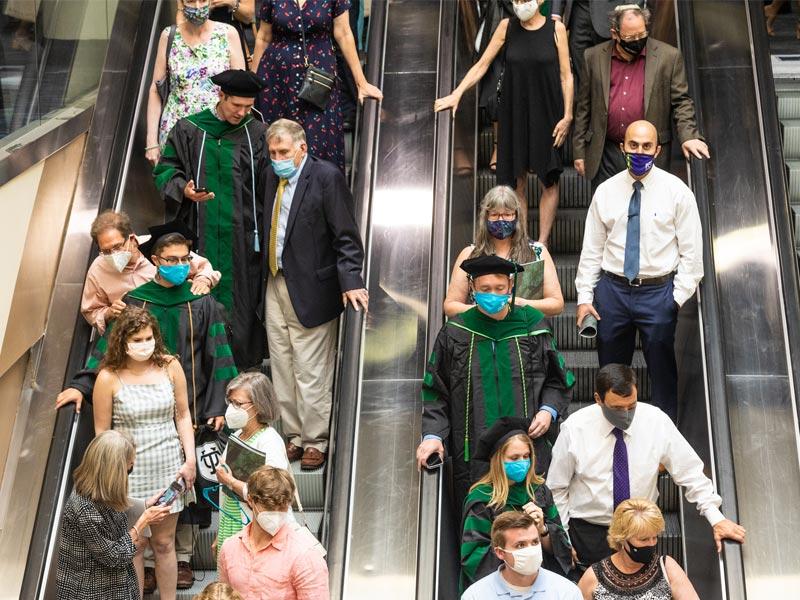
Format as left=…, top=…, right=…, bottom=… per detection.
left=153, top=109, right=267, bottom=369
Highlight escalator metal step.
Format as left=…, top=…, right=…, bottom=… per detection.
left=561, top=350, right=650, bottom=409
left=777, top=89, right=800, bottom=120
left=657, top=472, right=679, bottom=513
left=477, top=128, right=576, bottom=171
left=787, top=159, right=800, bottom=204
left=529, top=208, right=587, bottom=254
left=554, top=253, right=579, bottom=302
left=657, top=512, right=683, bottom=564
left=291, top=460, right=325, bottom=510
left=780, top=118, right=800, bottom=160
left=549, top=305, right=643, bottom=351
left=475, top=169, right=592, bottom=210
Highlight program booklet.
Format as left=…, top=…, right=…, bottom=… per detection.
left=224, top=435, right=266, bottom=501
left=515, top=258, right=544, bottom=301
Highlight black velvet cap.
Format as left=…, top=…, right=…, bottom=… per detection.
left=460, top=255, right=524, bottom=279
left=210, top=69, right=267, bottom=97
left=473, top=417, right=531, bottom=461
left=138, top=220, right=198, bottom=260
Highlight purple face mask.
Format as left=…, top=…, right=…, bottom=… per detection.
left=625, top=152, right=655, bottom=177
left=486, top=218, right=517, bottom=240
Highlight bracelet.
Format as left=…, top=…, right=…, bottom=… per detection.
left=145, top=144, right=159, bottom=151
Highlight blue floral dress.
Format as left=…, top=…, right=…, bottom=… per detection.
left=159, top=22, right=232, bottom=146
left=257, top=0, right=350, bottom=171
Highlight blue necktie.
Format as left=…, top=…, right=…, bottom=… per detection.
left=612, top=428, right=631, bottom=509
left=623, top=180, right=643, bottom=282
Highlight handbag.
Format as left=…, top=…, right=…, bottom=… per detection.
left=295, top=1, right=336, bottom=110
left=155, top=25, right=177, bottom=107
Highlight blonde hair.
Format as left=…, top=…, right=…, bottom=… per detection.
left=607, top=498, right=665, bottom=551
left=471, top=186, right=535, bottom=263
left=469, top=433, right=544, bottom=509
left=266, top=118, right=306, bottom=145
left=193, top=582, right=244, bottom=600
left=73, top=430, right=135, bottom=512
left=247, top=466, right=295, bottom=510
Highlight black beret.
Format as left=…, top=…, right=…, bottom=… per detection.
left=473, top=416, right=531, bottom=462
left=210, top=69, right=267, bottom=98
left=460, top=255, right=524, bottom=278
left=138, top=220, right=199, bottom=260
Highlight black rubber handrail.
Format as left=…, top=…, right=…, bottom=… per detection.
left=675, top=2, right=748, bottom=596
left=324, top=0, right=386, bottom=597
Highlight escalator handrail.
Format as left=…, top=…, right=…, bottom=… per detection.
left=324, top=1, right=386, bottom=597
left=675, top=2, right=748, bottom=596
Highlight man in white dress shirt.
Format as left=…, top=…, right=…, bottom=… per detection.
left=546, top=364, right=746, bottom=568
left=574, top=119, right=703, bottom=421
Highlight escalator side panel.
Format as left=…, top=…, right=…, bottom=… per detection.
left=687, top=1, right=800, bottom=595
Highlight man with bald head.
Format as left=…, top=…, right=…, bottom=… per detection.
left=574, top=120, right=702, bottom=421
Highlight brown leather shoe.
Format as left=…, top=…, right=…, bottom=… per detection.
left=143, top=566, right=156, bottom=594
left=286, top=442, right=303, bottom=462
left=176, top=561, right=193, bottom=589
left=301, top=447, right=326, bottom=470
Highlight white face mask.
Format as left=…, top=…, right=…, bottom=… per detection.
left=104, top=250, right=132, bottom=273
left=512, top=0, right=539, bottom=22
left=255, top=510, right=286, bottom=536
left=503, top=543, right=543, bottom=576
left=127, top=339, right=155, bottom=362
left=225, top=404, right=250, bottom=430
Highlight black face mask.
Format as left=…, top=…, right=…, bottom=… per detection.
left=619, top=36, right=648, bottom=57
left=625, top=541, right=657, bottom=564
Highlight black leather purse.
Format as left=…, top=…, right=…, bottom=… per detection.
left=296, top=3, right=335, bottom=110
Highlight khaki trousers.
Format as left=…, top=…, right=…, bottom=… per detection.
left=266, top=272, right=337, bottom=451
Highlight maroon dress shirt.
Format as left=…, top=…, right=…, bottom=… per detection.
left=606, top=45, right=647, bottom=143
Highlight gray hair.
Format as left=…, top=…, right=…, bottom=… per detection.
left=471, top=185, right=534, bottom=263
left=226, top=372, right=278, bottom=425
left=266, top=118, right=306, bottom=145
left=610, top=4, right=651, bottom=31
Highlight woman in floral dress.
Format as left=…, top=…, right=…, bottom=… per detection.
left=251, top=0, right=382, bottom=171
left=145, top=0, right=245, bottom=165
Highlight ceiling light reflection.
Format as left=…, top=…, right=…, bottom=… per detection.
left=712, top=225, right=774, bottom=273
left=371, top=187, right=433, bottom=227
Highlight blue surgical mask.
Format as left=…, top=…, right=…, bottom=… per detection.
left=474, top=291, right=510, bottom=315
left=183, top=4, right=210, bottom=26
left=486, top=219, right=517, bottom=240
left=272, top=150, right=301, bottom=179
left=625, top=152, right=656, bottom=177
left=504, top=459, right=531, bottom=483
left=158, top=263, right=190, bottom=286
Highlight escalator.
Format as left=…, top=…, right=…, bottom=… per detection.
left=16, top=0, right=392, bottom=598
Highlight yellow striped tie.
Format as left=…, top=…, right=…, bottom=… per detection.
left=269, top=178, right=288, bottom=276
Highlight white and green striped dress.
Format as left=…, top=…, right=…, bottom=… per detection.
left=112, top=372, right=186, bottom=513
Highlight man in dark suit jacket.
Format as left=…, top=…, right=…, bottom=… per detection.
left=261, top=118, right=367, bottom=470
left=572, top=4, right=709, bottom=189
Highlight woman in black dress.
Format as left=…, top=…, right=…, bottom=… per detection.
left=434, top=0, right=572, bottom=247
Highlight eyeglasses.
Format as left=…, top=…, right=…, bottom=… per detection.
left=99, top=240, right=130, bottom=255
left=157, top=254, right=193, bottom=266
left=487, top=212, right=516, bottom=222
left=618, top=32, right=648, bottom=43
left=227, top=399, right=253, bottom=409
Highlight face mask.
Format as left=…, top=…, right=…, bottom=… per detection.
left=127, top=339, right=156, bottom=362
left=619, top=36, right=648, bottom=57
left=625, top=152, right=656, bottom=177
left=503, top=543, right=543, bottom=576
left=486, top=219, right=517, bottom=240
left=474, top=291, right=510, bottom=315
left=182, top=4, right=210, bottom=26
left=158, top=263, right=190, bottom=286
left=601, top=404, right=636, bottom=430
left=272, top=150, right=300, bottom=179
left=225, top=404, right=250, bottom=430
left=104, top=250, right=132, bottom=273
left=504, top=458, right=531, bottom=483
left=255, top=510, right=286, bottom=536
left=625, top=541, right=657, bottom=564
left=512, top=0, right=539, bottom=21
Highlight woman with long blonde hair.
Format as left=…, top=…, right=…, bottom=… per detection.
left=460, top=417, right=572, bottom=590
left=444, top=185, right=564, bottom=318
left=56, top=430, right=171, bottom=599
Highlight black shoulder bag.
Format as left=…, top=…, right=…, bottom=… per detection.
left=296, top=2, right=336, bottom=110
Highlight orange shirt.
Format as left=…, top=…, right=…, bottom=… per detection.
left=218, top=522, right=329, bottom=600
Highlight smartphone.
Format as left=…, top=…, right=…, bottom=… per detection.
left=194, top=187, right=209, bottom=194
left=155, top=478, right=185, bottom=507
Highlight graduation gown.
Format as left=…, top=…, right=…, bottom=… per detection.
left=461, top=482, right=573, bottom=589
left=421, top=305, right=574, bottom=506
left=153, top=109, right=268, bottom=369
left=74, top=280, right=238, bottom=423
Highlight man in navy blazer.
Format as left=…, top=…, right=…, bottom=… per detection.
left=261, top=118, right=367, bottom=470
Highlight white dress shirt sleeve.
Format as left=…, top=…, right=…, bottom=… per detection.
left=661, top=418, right=725, bottom=526
left=672, top=188, right=704, bottom=306
left=546, top=425, right=575, bottom=530
left=575, top=195, right=608, bottom=306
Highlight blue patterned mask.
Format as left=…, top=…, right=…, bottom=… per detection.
left=183, top=4, right=210, bottom=26
left=504, top=459, right=531, bottom=483
left=474, top=291, right=510, bottom=315
left=486, top=219, right=517, bottom=240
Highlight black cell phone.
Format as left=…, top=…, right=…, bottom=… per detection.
left=155, top=478, right=185, bottom=507
left=194, top=187, right=209, bottom=194
left=425, top=453, right=443, bottom=469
